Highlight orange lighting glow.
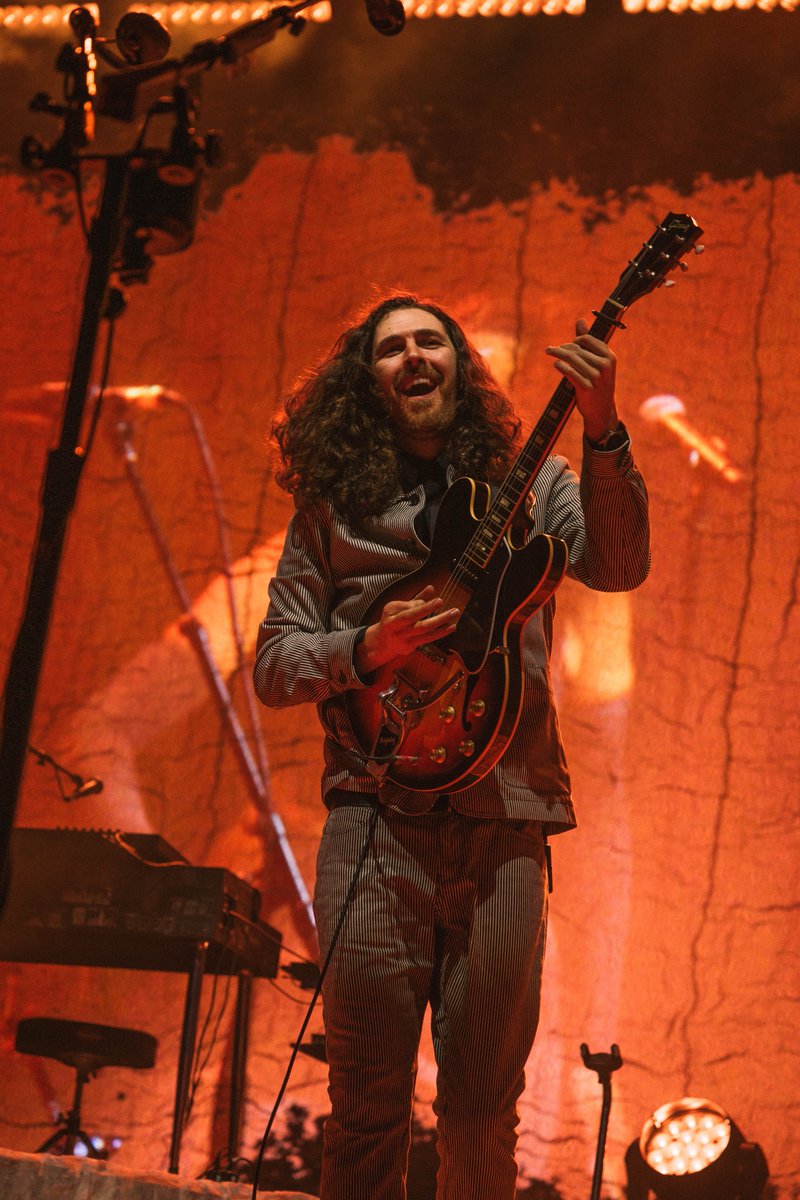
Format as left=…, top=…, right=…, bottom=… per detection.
left=125, top=0, right=576, bottom=22
left=640, top=393, right=743, bottom=483
left=404, top=0, right=585, bottom=11
left=128, top=0, right=332, bottom=25
left=0, top=3, right=99, bottom=30
left=622, top=0, right=797, bottom=10
left=0, top=0, right=791, bottom=32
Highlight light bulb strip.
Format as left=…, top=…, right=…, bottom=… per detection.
left=1, top=3, right=99, bottom=30
left=0, top=0, right=583, bottom=33
left=2, top=0, right=793, bottom=35
left=623, top=0, right=797, bottom=10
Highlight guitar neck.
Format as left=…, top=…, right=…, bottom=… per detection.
left=463, top=299, right=627, bottom=574
left=458, top=210, right=704, bottom=577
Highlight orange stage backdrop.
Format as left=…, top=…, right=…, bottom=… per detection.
left=1, top=145, right=798, bottom=1198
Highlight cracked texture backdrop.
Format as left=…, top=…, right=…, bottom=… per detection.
left=1, top=5, right=799, bottom=1198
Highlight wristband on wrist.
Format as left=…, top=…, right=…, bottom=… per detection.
left=586, top=421, right=626, bottom=451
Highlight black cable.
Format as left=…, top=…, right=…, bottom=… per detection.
left=265, top=978, right=312, bottom=1006
left=110, top=831, right=188, bottom=868
left=201, top=1151, right=254, bottom=1183
left=281, top=944, right=317, bottom=966
left=186, top=971, right=235, bottom=1122
left=248, top=802, right=380, bottom=1199
left=185, top=925, right=236, bottom=1124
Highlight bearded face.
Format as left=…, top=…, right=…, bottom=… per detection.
left=371, top=307, right=459, bottom=457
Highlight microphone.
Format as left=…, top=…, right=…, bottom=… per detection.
left=67, top=777, right=105, bottom=801
left=640, top=394, right=742, bottom=484
left=365, top=0, right=406, bottom=35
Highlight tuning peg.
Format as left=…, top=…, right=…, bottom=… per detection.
left=678, top=261, right=689, bottom=272
left=663, top=280, right=676, bottom=288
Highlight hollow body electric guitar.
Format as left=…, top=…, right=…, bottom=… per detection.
left=346, top=213, right=704, bottom=793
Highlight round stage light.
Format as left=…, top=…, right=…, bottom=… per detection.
left=641, top=1097, right=731, bottom=1176
left=625, top=1096, right=769, bottom=1200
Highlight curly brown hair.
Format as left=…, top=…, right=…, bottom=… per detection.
left=272, top=294, right=521, bottom=521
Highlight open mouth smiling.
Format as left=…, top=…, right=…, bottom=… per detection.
left=400, top=377, right=439, bottom=398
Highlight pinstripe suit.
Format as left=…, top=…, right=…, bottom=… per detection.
left=254, top=435, right=649, bottom=1198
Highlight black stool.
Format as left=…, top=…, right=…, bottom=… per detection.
left=15, top=1017, right=157, bottom=1157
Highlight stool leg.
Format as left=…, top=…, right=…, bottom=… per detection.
left=36, top=1128, right=69, bottom=1154
left=36, top=1070, right=101, bottom=1158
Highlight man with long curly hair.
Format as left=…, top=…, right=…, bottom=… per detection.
left=254, top=293, right=650, bottom=1200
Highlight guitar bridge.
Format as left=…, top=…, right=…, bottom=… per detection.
left=417, top=642, right=447, bottom=666
left=391, top=669, right=465, bottom=714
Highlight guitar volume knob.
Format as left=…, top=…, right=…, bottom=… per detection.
left=468, top=700, right=485, bottom=717
left=458, top=740, right=475, bottom=757
left=440, top=705, right=456, bottom=723
left=430, top=746, right=447, bottom=764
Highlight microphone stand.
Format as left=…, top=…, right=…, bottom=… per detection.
left=580, top=1042, right=623, bottom=1200
left=27, top=744, right=102, bottom=802
left=114, top=411, right=315, bottom=941
left=0, top=153, right=128, bottom=904
left=0, top=2, right=318, bottom=928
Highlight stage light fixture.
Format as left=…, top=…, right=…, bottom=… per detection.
left=625, top=1097, right=769, bottom=1200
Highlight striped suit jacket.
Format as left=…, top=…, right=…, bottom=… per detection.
left=254, top=436, right=650, bottom=835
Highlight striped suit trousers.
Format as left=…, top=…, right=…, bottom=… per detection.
left=313, top=802, right=549, bottom=1200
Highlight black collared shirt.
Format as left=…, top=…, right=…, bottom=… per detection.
left=397, top=451, right=450, bottom=547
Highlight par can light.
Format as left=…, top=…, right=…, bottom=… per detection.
left=642, top=1096, right=731, bottom=1176
left=625, top=1097, right=769, bottom=1200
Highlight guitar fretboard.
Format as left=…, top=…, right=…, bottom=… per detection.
left=461, top=299, right=625, bottom=575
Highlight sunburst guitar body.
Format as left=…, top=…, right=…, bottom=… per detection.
left=346, top=476, right=568, bottom=792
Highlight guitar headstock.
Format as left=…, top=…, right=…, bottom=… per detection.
left=613, top=213, right=704, bottom=310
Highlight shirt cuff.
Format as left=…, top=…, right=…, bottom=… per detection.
left=326, top=626, right=375, bottom=690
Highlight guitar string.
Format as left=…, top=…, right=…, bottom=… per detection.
left=427, top=220, right=706, bottom=618
left=431, top=306, right=618, bottom=613
left=373, top=225, right=699, bottom=753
